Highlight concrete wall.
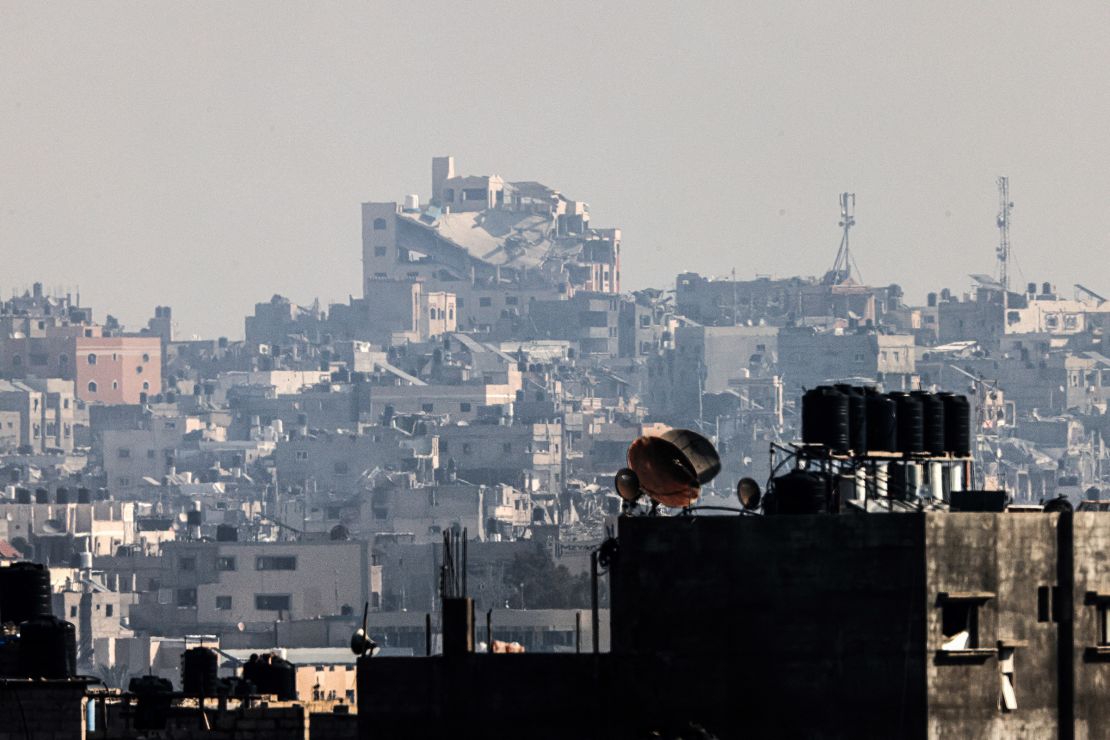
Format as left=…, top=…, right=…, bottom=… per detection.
left=1072, top=513, right=1110, bottom=739
left=0, top=680, right=88, bottom=740
left=611, top=514, right=929, bottom=738
left=924, top=513, right=1060, bottom=739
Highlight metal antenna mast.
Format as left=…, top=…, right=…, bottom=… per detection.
left=995, top=176, right=1013, bottom=294
left=828, top=192, right=857, bottom=284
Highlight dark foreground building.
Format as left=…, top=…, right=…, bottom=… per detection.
left=358, top=511, right=1110, bottom=739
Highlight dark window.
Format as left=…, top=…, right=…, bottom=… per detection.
left=87, top=354, right=96, bottom=365
left=503, top=442, right=512, bottom=453
left=1037, top=586, right=1053, bottom=623
left=216, top=556, right=237, bottom=571
left=374, top=246, right=387, bottom=257
left=422, top=403, right=434, bottom=413
left=106, top=604, right=113, bottom=617
left=179, top=556, right=195, bottom=571
left=177, top=588, right=197, bottom=607
left=334, top=461, right=349, bottom=475
left=87, top=381, right=97, bottom=393
left=479, top=297, right=492, bottom=308
left=373, top=218, right=388, bottom=230
left=256, top=556, right=297, bottom=571
left=460, top=402, right=471, bottom=412
left=505, top=296, right=518, bottom=306
left=70, top=606, right=77, bottom=617
left=117, top=448, right=130, bottom=458
left=147, top=449, right=156, bottom=459
left=216, top=596, right=232, bottom=610
left=941, top=601, right=978, bottom=648
left=1100, top=603, right=1110, bottom=646
left=255, top=594, right=292, bottom=611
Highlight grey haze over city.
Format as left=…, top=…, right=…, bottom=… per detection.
left=8, top=3, right=1110, bottom=738
left=4, top=1, right=1110, bottom=338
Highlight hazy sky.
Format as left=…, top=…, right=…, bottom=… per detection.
left=3, top=2, right=1110, bottom=338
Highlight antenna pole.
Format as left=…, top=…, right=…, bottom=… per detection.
left=996, top=176, right=1012, bottom=297
left=828, top=192, right=857, bottom=284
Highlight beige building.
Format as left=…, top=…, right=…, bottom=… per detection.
left=101, top=416, right=202, bottom=496
left=126, top=539, right=381, bottom=636
left=0, top=499, right=137, bottom=564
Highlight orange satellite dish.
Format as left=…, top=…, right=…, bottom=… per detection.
left=626, top=429, right=721, bottom=508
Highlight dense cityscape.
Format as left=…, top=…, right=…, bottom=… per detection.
left=2, top=153, right=1109, bottom=737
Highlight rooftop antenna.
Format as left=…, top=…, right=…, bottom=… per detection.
left=996, top=176, right=1013, bottom=296
left=827, top=192, right=858, bottom=285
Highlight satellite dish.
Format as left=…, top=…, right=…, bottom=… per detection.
left=236, top=622, right=245, bottom=632
left=350, top=602, right=377, bottom=657
left=614, top=468, right=641, bottom=503
left=737, top=477, right=762, bottom=510
left=626, top=429, right=721, bottom=508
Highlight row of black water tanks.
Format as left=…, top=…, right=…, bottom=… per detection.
left=128, top=650, right=297, bottom=732
left=802, top=385, right=971, bottom=456
left=0, top=562, right=298, bottom=693
left=5, top=487, right=110, bottom=504
left=0, top=562, right=77, bottom=679
left=181, top=647, right=296, bottom=700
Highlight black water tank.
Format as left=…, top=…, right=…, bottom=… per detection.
left=243, top=654, right=297, bottom=700
left=835, top=385, right=867, bottom=454
left=865, top=389, right=897, bottom=452
left=801, top=386, right=850, bottom=453
left=18, top=616, right=76, bottom=679
left=887, top=463, right=912, bottom=501
left=891, top=392, right=924, bottom=454
left=951, top=490, right=1009, bottom=512
left=215, top=524, right=238, bottom=542
left=181, top=646, right=219, bottom=696
left=186, top=510, right=202, bottom=527
left=15, top=488, right=30, bottom=504
left=33, top=488, right=48, bottom=504
left=939, top=393, right=971, bottom=456
left=55, top=487, right=69, bottom=504
left=129, top=676, right=174, bottom=730
left=0, top=562, right=52, bottom=625
left=77, top=487, right=91, bottom=504
left=769, top=470, right=829, bottom=515
left=913, top=392, right=946, bottom=454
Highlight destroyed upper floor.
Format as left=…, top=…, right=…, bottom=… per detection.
left=361, top=156, right=620, bottom=297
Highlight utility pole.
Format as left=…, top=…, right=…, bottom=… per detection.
left=996, top=176, right=1013, bottom=299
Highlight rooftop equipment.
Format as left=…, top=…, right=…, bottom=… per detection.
left=624, top=428, right=721, bottom=508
